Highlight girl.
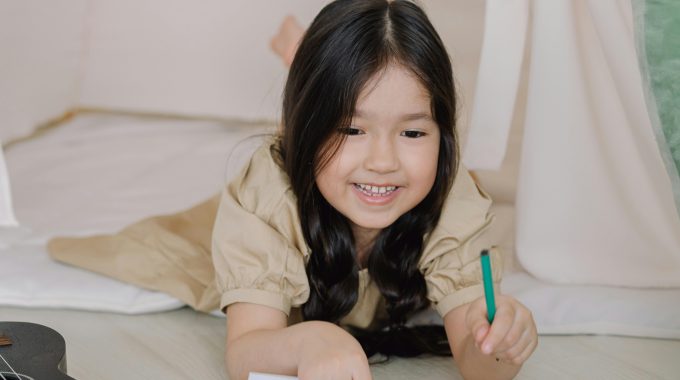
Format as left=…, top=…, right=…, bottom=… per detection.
left=212, top=1, right=538, bottom=379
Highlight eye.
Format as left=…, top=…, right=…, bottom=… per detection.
left=401, top=130, right=427, bottom=138
left=338, top=127, right=364, bottom=136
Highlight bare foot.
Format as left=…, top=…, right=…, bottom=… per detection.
left=270, top=15, right=305, bottom=68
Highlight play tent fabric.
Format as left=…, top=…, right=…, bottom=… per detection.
left=0, top=145, right=18, bottom=227
left=0, top=0, right=84, bottom=144
left=462, top=0, right=528, bottom=171
left=517, top=0, right=680, bottom=286
left=2, top=0, right=679, bottom=339
left=465, top=0, right=680, bottom=287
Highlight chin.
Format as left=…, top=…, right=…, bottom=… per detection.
left=352, top=215, right=398, bottom=230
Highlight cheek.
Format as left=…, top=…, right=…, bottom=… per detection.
left=420, top=155, right=439, bottom=193
left=405, top=144, right=439, bottom=193
left=315, top=166, right=337, bottom=201
left=315, top=152, right=351, bottom=199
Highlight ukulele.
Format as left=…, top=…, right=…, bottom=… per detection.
left=0, top=322, right=75, bottom=380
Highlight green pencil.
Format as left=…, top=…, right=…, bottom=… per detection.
left=480, top=249, right=496, bottom=323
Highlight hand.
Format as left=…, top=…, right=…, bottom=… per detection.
left=466, top=294, right=538, bottom=365
left=270, top=15, right=305, bottom=67
left=296, top=321, right=373, bottom=380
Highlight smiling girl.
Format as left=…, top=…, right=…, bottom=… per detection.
left=212, top=1, right=537, bottom=379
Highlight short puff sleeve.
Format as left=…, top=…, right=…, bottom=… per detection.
left=211, top=143, right=310, bottom=315
left=419, top=167, right=503, bottom=317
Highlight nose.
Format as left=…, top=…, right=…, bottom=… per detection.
left=363, top=136, right=399, bottom=173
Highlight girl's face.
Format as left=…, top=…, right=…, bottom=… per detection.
left=316, top=63, right=440, bottom=242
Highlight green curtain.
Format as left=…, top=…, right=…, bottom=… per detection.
left=633, top=0, right=680, bottom=213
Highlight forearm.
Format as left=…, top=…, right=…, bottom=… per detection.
left=454, top=333, right=521, bottom=380
left=226, top=320, right=328, bottom=380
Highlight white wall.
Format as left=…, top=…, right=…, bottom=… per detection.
left=0, top=0, right=87, bottom=143
left=77, top=1, right=485, bottom=124
left=0, top=0, right=487, bottom=139
left=78, top=0, right=326, bottom=122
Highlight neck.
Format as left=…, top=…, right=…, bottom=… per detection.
left=352, top=224, right=380, bottom=269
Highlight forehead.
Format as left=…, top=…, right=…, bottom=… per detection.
left=355, top=63, right=431, bottom=118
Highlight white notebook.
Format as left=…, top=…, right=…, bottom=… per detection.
left=248, top=372, right=298, bottom=380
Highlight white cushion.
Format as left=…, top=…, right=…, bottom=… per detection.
left=503, top=272, right=680, bottom=339
left=1, top=113, right=271, bottom=314
left=407, top=270, right=680, bottom=340
left=0, top=227, right=184, bottom=314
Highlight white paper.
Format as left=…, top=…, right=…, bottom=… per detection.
left=248, top=373, right=298, bottom=380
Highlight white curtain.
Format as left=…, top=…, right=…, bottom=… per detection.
left=465, top=0, right=680, bottom=287
left=0, top=143, right=18, bottom=227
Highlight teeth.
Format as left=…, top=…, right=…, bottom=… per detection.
left=356, top=183, right=397, bottom=195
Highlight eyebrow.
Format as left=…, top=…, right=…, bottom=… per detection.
left=354, top=109, right=432, bottom=122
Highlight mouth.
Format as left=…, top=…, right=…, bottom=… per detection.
left=352, top=183, right=400, bottom=197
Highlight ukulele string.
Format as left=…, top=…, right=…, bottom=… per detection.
left=0, top=352, right=21, bottom=380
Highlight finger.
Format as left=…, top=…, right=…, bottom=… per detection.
left=496, top=323, right=539, bottom=365
left=480, top=306, right=515, bottom=355
left=495, top=328, right=530, bottom=362
left=493, top=307, right=529, bottom=353
left=466, top=298, right=491, bottom=345
left=509, top=333, right=538, bottom=365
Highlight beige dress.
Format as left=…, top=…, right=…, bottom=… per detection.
left=212, top=140, right=502, bottom=328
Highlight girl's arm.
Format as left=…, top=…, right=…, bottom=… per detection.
left=225, top=302, right=373, bottom=380
left=444, top=295, right=538, bottom=380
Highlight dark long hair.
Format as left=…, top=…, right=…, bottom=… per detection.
left=276, top=0, right=459, bottom=358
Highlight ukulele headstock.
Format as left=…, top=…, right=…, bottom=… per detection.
left=0, top=322, right=75, bottom=380
left=0, top=334, right=12, bottom=346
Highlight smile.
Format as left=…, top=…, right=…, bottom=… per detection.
left=353, top=183, right=398, bottom=197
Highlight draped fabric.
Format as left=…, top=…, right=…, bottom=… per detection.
left=462, top=0, right=528, bottom=170
left=0, top=143, right=18, bottom=227
left=465, top=0, right=680, bottom=287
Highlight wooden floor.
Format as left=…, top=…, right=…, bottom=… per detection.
left=1, top=306, right=679, bottom=380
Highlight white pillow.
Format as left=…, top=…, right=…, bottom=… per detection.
left=1, top=113, right=272, bottom=314
left=406, top=271, right=680, bottom=340
left=0, top=143, right=18, bottom=227
left=503, top=272, right=680, bottom=339
left=0, top=227, right=184, bottom=314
